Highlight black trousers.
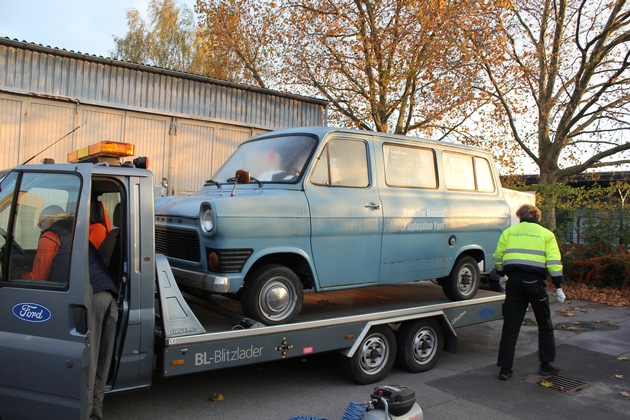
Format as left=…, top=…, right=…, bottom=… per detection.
left=497, top=273, right=556, bottom=370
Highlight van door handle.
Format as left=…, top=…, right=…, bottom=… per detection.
left=365, top=202, right=381, bottom=210
left=73, top=306, right=88, bottom=335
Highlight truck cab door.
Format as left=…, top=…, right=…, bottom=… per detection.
left=0, top=165, right=93, bottom=419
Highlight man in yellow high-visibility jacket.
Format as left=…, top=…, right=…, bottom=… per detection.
left=493, top=204, right=565, bottom=381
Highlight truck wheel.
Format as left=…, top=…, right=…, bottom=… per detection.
left=442, top=255, right=480, bottom=301
left=341, top=326, right=396, bottom=384
left=241, top=264, right=303, bottom=325
left=396, top=318, right=443, bottom=372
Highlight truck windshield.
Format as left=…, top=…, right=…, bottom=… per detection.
left=211, top=135, right=317, bottom=184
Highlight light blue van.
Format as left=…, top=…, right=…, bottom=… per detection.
left=154, top=127, right=510, bottom=324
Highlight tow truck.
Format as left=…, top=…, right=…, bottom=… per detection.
left=0, top=142, right=505, bottom=420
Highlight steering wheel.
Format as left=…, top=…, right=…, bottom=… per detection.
left=0, top=227, right=27, bottom=263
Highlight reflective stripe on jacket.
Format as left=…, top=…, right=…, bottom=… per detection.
left=493, top=220, right=563, bottom=286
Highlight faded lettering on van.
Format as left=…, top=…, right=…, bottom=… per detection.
left=402, top=208, right=448, bottom=218
left=404, top=221, right=446, bottom=232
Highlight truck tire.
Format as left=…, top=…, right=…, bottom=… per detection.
left=396, top=318, right=443, bottom=372
left=241, top=264, right=303, bottom=325
left=442, top=255, right=480, bottom=300
left=341, top=326, right=396, bottom=384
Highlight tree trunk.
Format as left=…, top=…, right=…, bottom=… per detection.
left=539, top=170, right=558, bottom=231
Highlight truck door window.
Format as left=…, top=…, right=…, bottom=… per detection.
left=2, top=172, right=80, bottom=286
left=311, top=139, right=369, bottom=187
left=0, top=172, right=18, bottom=282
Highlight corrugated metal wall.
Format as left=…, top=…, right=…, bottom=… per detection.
left=0, top=38, right=327, bottom=194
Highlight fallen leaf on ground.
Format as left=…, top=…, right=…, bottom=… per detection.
left=209, top=393, right=224, bottom=401
left=564, top=312, right=576, bottom=317
left=540, top=379, right=553, bottom=388
left=558, top=283, right=630, bottom=307
left=615, top=374, right=624, bottom=379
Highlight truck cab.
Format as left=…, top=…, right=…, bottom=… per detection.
left=0, top=143, right=157, bottom=419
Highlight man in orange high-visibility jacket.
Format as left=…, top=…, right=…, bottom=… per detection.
left=493, top=204, right=565, bottom=381
left=22, top=205, right=72, bottom=281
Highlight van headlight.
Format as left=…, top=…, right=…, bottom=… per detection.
left=199, top=204, right=214, bottom=234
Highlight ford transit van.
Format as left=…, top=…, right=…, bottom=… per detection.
left=155, top=127, right=510, bottom=324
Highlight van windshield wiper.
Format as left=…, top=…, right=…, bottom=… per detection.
left=203, top=179, right=221, bottom=189
left=226, top=176, right=263, bottom=187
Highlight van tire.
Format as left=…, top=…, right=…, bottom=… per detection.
left=341, top=326, right=396, bottom=384
left=396, top=318, right=443, bottom=372
left=442, top=255, right=480, bottom=300
left=241, top=264, right=303, bottom=325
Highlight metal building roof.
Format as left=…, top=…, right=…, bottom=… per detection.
left=0, top=37, right=327, bottom=130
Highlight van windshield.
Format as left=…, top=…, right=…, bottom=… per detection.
left=211, top=135, right=317, bottom=184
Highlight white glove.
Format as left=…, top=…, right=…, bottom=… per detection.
left=500, top=276, right=508, bottom=290
left=556, top=288, right=566, bottom=303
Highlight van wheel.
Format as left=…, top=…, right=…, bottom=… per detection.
left=341, top=326, right=396, bottom=384
left=442, top=255, right=480, bottom=300
left=396, top=319, right=443, bottom=372
left=241, top=264, right=303, bottom=325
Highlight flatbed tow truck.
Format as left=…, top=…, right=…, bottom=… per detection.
left=0, top=142, right=504, bottom=420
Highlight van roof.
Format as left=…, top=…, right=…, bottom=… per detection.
left=252, top=126, right=489, bottom=154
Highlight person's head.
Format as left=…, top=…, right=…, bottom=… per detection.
left=516, top=204, right=542, bottom=222
left=38, top=205, right=65, bottom=230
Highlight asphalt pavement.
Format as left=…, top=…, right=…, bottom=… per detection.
left=104, top=294, right=630, bottom=419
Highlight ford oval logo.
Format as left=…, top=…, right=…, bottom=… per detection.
left=12, top=302, right=52, bottom=323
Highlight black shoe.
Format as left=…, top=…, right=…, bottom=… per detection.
left=539, top=363, right=560, bottom=376
left=498, top=368, right=513, bottom=381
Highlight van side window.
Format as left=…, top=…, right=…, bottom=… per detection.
left=311, top=140, right=369, bottom=187
left=1, top=172, right=80, bottom=286
left=383, top=144, right=437, bottom=189
left=444, top=152, right=496, bottom=192
left=474, top=157, right=496, bottom=192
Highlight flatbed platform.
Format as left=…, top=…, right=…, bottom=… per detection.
left=182, top=282, right=504, bottom=334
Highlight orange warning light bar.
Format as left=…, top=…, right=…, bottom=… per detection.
left=68, top=141, right=134, bottom=163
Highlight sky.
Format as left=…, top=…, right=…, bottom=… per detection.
left=0, top=0, right=196, bottom=58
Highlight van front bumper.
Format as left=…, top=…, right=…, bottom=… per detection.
left=170, top=267, right=231, bottom=293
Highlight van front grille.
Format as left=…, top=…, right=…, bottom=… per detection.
left=155, top=226, right=200, bottom=262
